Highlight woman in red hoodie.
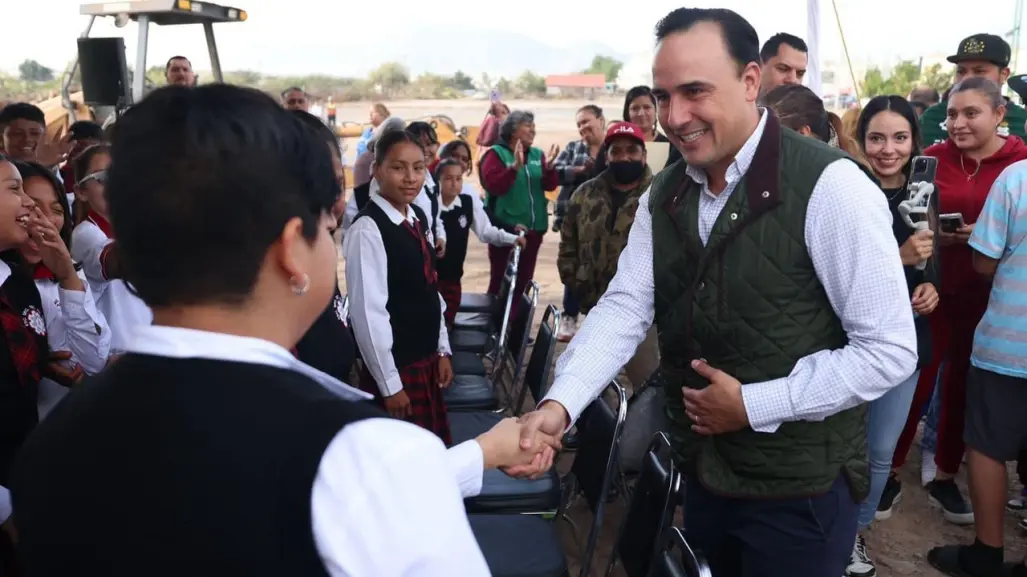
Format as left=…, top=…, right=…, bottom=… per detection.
left=890, top=77, right=1027, bottom=524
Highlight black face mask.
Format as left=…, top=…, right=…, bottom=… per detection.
left=609, top=160, right=645, bottom=184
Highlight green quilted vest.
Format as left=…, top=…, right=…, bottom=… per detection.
left=486, top=145, right=549, bottom=232
left=649, top=112, right=869, bottom=500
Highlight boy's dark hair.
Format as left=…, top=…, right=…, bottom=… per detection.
left=106, top=84, right=338, bottom=308
left=655, top=8, right=760, bottom=75
left=760, top=33, right=808, bottom=63
left=433, top=158, right=463, bottom=184
left=291, top=109, right=339, bottom=156
left=374, top=130, right=424, bottom=166
left=14, top=160, right=74, bottom=247
left=68, top=120, right=105, bottom=142
left=0, top=103, right=46, bottom=129
left=405, top=121, right=438, bottom=145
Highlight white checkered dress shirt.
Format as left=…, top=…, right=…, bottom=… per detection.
left=544, top=110, right=918, bottom=433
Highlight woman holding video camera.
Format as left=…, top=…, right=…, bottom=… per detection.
left=842, top=95, right=940, bottom=577
left=895, top=77, right=1027, bottom=528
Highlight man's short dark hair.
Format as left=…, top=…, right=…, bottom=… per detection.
left=760, top=33, right=808, bottom=64
left=0, top=103, right=46, bottom=128
left=909, top=86, right=941, bottom=105
left=655, top=8, right=761, bottom=74
left=68, top=120, right=105, bottom=142
left=165, top=56, right=191, bottom=72
left=281, top=86, right=306, bottom=99
left=107, top=84, right=338, bottom=307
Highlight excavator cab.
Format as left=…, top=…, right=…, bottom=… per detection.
left=61, top=0, right=246, bottom=122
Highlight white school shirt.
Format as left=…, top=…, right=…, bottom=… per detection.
left=340, top=173, right=443, bottom=242
left=34, top=270, right=112, bottom=419
left=123, top=325, right=489, bottom=577
left=441, top=192, right=518, bottom=247
left=343, top=193, right=452, bottom=397
left=70, top=218, right=153, bottom=353
left=0, top=263, right=110, bottom=524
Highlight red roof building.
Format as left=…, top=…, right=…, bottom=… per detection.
left=544, top=74, right=607, bottom=89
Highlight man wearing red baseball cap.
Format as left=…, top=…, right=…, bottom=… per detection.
left=556, top=121, right=658, bottom=391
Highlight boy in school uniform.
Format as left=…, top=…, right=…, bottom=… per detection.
left=8, top=84, right=559, bottom=577
left=344, top=129, right=456, bottom=443
left=434, top=158, right=524, bottom=328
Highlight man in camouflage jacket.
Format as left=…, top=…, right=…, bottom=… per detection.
left=557, top=121, right=659, bottom=388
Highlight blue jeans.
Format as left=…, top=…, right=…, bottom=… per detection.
left=920, top=365, right=944, bottom=454
left=858, top=370, right=920, bottom=528
left=562, top=285, right=580, bottom=318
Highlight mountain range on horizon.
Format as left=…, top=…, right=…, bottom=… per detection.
left=6, top=25, right=631, bottom=82
left=235, top=26, right=629, bottom=79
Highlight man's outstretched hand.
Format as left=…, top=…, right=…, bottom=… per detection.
left=499, top=402, right=568, bottom=479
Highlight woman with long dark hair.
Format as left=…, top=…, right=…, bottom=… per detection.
left=15, top=161, right=110, bottom=419
left=622, top=85, right=681, bottom=168
left=845, top=95, right=939, bottom=577
left=0, top=153, right=50, bottom=572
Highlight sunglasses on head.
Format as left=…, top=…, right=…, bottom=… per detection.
left=76, top=170, right=107, bottom=187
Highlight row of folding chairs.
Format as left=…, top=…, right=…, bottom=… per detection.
left=343, top=250, right=712, bottom=576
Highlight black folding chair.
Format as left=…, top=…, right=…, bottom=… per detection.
left=457, top=240, right=521, bottom=315
left=648, top=527, right=713, bottom=577
left=448, top=304, right=562, bottom=514
left=513, top=305, right=561, bottom=411
left=451, top=245, right=522, bottom=355
left=469, top=514, right=569, bottom=577
left=606, top=433, right=681, bottom=577
left=558, top=380, right=628, bottom=577
left=444, top=282, right=538, bottom=412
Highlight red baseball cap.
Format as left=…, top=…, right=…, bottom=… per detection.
left=604, top=121, right=646, bottom=147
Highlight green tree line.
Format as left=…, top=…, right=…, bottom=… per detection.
left=2, top=54, right=627, bottom=104
left=859, top=60, right=956, bottom=99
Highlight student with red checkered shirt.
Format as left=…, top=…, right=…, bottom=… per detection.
left=344, top=130, right=456, bottom=443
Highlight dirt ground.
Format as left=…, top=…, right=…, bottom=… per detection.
left=334, top=101, right=1027, bottom=576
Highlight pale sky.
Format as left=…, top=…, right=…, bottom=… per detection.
left=2, top=0, right=1022, bottom=76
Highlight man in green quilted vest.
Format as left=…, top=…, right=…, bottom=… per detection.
left=510, top=7, right=918, bottom=577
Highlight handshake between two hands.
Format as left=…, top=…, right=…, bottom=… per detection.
left=475, top=402, right=569, bottom=479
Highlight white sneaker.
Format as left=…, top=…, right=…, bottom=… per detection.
left=921, top=450, right=937, bottom=487
left=845, top=534, right=877, bottom=577
left=557, top=315, right=578, bottom=342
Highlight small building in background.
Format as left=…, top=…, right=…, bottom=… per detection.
left=545, top=74, right=607, bottom=98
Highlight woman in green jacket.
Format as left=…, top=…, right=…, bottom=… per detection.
left=479, top=110, right=560, bottom=309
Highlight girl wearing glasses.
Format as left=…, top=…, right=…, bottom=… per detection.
left=70, top=144, right=152, bottom=356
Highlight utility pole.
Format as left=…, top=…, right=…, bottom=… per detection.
left=1009, top=0, right=1023, bottom=74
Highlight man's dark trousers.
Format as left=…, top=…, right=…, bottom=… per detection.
left=683, top=474, right=859, bottom=577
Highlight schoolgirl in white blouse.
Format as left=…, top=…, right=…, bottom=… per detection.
left=69, top=144, right=152, bottom=354
left=16, top=161, right=110, bottom=418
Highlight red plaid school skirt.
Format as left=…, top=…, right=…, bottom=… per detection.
left=359, top=355, right=451, bottom=445
left=437, top=279, right=462, bottom=330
